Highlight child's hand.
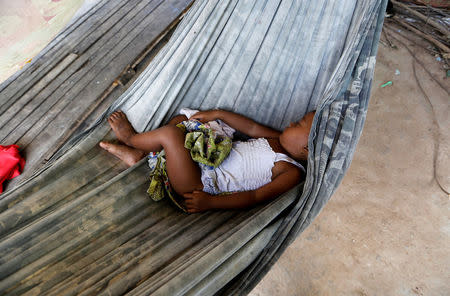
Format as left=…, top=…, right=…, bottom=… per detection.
left=189, top=110, right=219, bottom=123
left=183, top=190, right=214, bottom=213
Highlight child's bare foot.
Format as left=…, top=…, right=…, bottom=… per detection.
left=107, top=111, right=137, bottom=145
left=99, top=141, right=146, bottom=167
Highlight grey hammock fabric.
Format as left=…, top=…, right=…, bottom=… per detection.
left=0, top=0, right=386, bottom=295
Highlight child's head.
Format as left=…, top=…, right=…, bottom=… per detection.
left=279, top=111, right=315, bottom=161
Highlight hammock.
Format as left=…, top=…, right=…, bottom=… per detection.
left=0, top=0, right=387, bottom=294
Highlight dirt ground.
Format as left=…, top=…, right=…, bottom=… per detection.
left=250, top=22, right=450, bottom=296
left=0, top=0, right=84, bottom=84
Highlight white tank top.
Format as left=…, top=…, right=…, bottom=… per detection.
left=201, top=138, right=305, bottom=195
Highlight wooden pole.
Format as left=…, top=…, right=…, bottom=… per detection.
left=391, top=0, right=450, bottom=39
left=393, top=16, right=450, bottom=56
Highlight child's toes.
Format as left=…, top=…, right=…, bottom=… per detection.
left=118, top=111, right=127, bottom=119
left=99, top=142, right=108, bottom=150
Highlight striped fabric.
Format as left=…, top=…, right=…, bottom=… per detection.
left=0, top=0, right=387, bottom=294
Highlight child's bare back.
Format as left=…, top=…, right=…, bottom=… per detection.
left=100, top=109, right=315, bottom=213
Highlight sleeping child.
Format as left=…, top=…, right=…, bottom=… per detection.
left=99, top=108, right=315, bottom=213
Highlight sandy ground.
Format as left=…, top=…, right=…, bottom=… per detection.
left=1, top=3, right=449, bottom=295
left=250, top=23, right=450, bottom=296
left=0, top=0, right=85, bottom=84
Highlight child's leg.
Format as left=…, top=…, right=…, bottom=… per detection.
left=99, top=113, right=189, bottom=169
left=107, top=111, right=187, bottom=148
left=99, top=142, right=146, bottom=167
left=167, top=114, right=188, bottom=125
left=107, top=111, right=203, bottom=194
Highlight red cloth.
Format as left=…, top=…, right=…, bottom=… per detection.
left=0, top=145, right=26, bottom=193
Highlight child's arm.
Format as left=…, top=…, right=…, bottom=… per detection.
left=190, top=110, right=281, bottom=138
left=183, top=166, right=302, bottom=213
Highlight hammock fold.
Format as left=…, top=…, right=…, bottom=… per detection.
left=0, top=0, right=387, bottom=294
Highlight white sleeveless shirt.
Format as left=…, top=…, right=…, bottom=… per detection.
left=201, top=138, right=305, bottom=195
